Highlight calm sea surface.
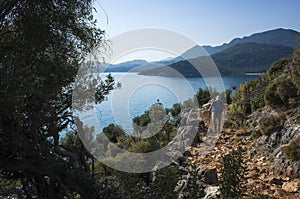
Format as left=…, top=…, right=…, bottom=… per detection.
left=79, top=73, right=260, bottom=134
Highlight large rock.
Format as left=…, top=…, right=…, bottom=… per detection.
left=280, top=125, right=300, bottom=144
left=203, top=186, right=220, bottom=199
left=186, top=119, right=200, bottom=127
left=272, top=146, right=300, bottom=178
left=175, top=171, right=205, bottom=199
left=255, top=131, right=282, bottom=152
left=197, top=168, right=218, bottom=185
left=282, top=179, right=300, bottom=193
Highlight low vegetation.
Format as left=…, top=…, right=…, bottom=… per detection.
left=219, top=147, right=246, bottom=199
left=283, top=136, right=300, bottom=161
left=228, top=39, right=300, bottom=130
left=258, top=114, right=285, bottom=136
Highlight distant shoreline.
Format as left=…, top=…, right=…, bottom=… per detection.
left=102, top=72, right=263, bottom=78
left=245, top=72, right=265, bottom=76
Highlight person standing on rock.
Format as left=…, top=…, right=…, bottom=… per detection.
left=210, top=95, right=225, bottom=132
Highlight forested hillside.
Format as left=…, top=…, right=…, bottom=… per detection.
left=139, top=43, right=294, bottom=76
left=184, top=28, right=299, bottom=58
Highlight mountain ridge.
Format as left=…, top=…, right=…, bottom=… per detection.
left=104, top=28, right=299, bottom=73
left=181, top=28, right=299, bottom=59
left=138, top=43, right=294, bottom=76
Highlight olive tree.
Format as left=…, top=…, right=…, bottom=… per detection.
left=0, top=0, right=114, bottom=198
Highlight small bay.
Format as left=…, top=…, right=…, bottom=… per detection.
left=89, top=73, right=260, bottom=134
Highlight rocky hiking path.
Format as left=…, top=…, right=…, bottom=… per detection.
left=184, top=126, right=300, bottom=198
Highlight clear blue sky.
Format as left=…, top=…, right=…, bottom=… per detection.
left=93, top=0, right=300, bottom=62
left=95, top=0, right=299, bottom=46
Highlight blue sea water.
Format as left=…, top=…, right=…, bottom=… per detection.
left=78, top=73, right=259, bottom=135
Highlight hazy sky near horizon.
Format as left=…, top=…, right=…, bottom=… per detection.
left=94, top=0, right=300, bottom=62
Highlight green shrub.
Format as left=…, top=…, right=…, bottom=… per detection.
left=116, top=171, right=147, bottom=199
left=251, top=130, right=262, bottom=139
left=166, top=103, right=181, bottom=117
left=128, top=140, right=152, bottom=153
left=291, top=44, right=300, bottom=90
left=195, top=87, right=211, bottom=106
left=275, top=76, right=298, bottom=102
left=116, top=135, right=132, bottom=150
left=266, top=59, right=288, bottom=80
left=133, top=111, right=151, bottom=127
left=227, top=104, right=248, bottom=128
left=103, top=124, right=126, bottom=143
left=219, top=147, right=246, bottom=199
left=180, top=165, right=205, bottom=199
left=283, top=136, right=300, bottom=161
left=264, top=83, right=284, bottom=109
left=264, top=59, right=300, bottom=109
left=150, top=165, right=179, bottom=199
left=250, top=95, right=265, bottom=112
left=231, top=82, right=252, bottom=117
left=291, top=60, right=300, bottom=90
left=258, top=114, right=285, bottom=136
left=251, top=121, right=258, bottom=128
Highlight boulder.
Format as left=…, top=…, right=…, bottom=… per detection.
left=281, top=125, right=300, bottom=144
left=282, top=179, right=300, bottom=193
left=197, top=167, right=218, bottom=185
left=186, top=119, right=199, bottom=127
left=203, top=186, right=220, bottom=199
left=271, top=146, right=300, bottom=178
left=204, top=168, right=218, bottom=185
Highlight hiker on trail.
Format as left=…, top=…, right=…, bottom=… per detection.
left=210, top=95, right=225, bottom=132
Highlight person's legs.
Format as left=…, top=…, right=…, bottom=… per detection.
left=217, top=117, right=221, bottom=132
left=212, top=112, right=223, bottom=132
left=216, top=112, right=222, bottom=132
left=211, top=112, right=217, bottom=132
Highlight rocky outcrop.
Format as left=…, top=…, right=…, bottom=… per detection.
left=255, top=124, right=300, bottom=178
left=203, top=186, right=220, bottom=199
left=165, top=108, right=208, bottom=164
left=175, top=166, right=219, bottom=199
left=169, top=108, right=223, bottom=199
left=272, top=146, right=300, bottom=178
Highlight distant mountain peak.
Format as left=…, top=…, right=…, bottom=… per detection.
left=228, top=28, right=299, bottom=47
left=182, top=28, right=299, bottom=59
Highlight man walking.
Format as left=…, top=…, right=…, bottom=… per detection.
left=210, top=96, right=225, bottom=132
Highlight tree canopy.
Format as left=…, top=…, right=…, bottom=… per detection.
left=0, top=0, right=114, bottom=198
